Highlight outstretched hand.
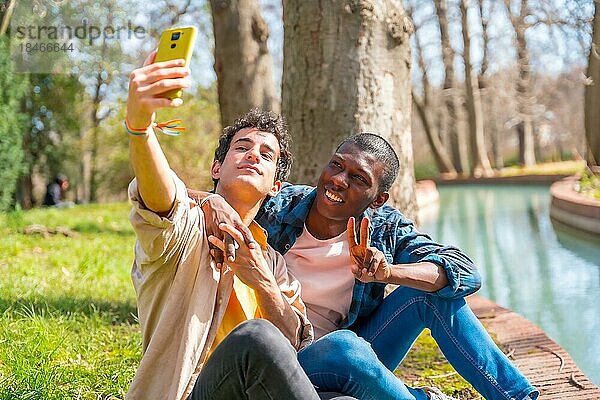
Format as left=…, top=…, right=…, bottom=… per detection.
left=347, top=217, right=391, bottom=283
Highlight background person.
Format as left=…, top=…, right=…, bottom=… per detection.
left=43, top=174, right=74, bottom=208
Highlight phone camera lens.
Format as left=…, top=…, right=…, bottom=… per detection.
left=171, top=32, right=181, bottom=41
left=170, top=43, right=176, bottom=48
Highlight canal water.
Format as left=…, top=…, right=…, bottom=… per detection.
left=419, top=184, right=600, bottom=385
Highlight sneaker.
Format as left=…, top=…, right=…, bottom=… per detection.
left=421, top=386, right=459, bottom=400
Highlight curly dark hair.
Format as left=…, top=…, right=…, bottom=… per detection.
left=336, top=133, right=399, bottom=192
left=213, top=109, right=293, bottom=189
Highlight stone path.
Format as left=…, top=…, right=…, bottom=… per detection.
left=468, top=295, right=600, bottom=399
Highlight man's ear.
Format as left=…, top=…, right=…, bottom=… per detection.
left=369, top=192, right=389, bottom=209
left=267, top=180, right=282, bottom=197
left=210, top=160, right=221, bottom=181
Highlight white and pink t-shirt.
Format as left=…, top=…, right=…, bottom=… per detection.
left=284, top=226, right=355, bottom=339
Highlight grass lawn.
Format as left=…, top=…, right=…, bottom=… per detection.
left=0, top=203, right=480, bottom=399
left=497, top=160, right=585, bottom=177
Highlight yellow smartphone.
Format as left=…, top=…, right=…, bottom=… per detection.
left=155, top=26, right=197, bottom=99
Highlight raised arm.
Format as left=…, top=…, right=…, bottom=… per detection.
left=127, top=51, right=191, bottom=213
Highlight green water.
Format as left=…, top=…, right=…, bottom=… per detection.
left=420, top=184, right=600, bottom=385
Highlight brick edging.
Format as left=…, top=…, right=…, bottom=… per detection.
left=468, top=295, right=600, bottom=398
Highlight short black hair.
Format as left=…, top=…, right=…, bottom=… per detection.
left=56, top=174, right=68, bottom=184
left=336, top=133, right=399, bottom=192
left=213, top=109, right=292, bottom=188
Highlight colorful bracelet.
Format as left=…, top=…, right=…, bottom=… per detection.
left=124, top=118, right=149, bottom=136
left=124, top=118, right=186, bottom=137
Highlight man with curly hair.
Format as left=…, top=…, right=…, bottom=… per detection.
left=123, top=51, right=321, bottom=400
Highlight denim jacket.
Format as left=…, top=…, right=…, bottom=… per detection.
left=256, top=183, right=481, bottom=329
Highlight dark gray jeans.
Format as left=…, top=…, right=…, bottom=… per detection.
left=188, top=319, right=344, bottom=400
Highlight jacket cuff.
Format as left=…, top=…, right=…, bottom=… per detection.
left=422, top=253, right=461, bottom=298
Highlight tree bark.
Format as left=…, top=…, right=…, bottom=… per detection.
left=504, top=0, right=536, bottom=166
left=282, top=0, right=418, bottom=221
left=210, top=0, right=279, bottom=127
left=460, top=0, right=492, bottom=177
left=434, top=0, right=469, bottom=174
left=585, top=1, right=600, bottom=167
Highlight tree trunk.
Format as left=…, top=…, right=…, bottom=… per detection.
left=460, top=0, right=492, bottom=177
left=477, top=0, right=502, bottom=169
left=585, top=1, right=600, bottom=167
left=489, top=92, right=504, bottom=169
left=86, top=65, right=104, bottom=203
left=413, top=95, right=456, bottom=177
left=282, top=0, right=418, bottom=221
left=18, top=174, right=34, bottom=209
left=0, top=0, right=16, bottom=36
left=412, top=24, right=456, bottom=176
left=210, top=0, right=279, bottom=127
left=505, top=0, right=535, bottom=166
left=434, top=0, right=469, bottom=174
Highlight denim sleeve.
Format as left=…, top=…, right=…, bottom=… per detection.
left=393, top=222, right=482, bottom=299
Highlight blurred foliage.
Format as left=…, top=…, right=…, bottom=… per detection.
left=22, top=74, right=84, bottom=185
left=576, top=168, right=600, bottom=200
left=0, top=36, right=28, bottom=211
left=414, top=161, right=440, bottom=181
left=95, top=83, right=221, bottom=201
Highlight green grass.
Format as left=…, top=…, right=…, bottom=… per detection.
left=0, top=203, right=139, bottom=399
left=1, top=204, right=482, bottom=398
left=395, top=330, right=482, bottom=399
left=498, top=160, right=585, bottom=177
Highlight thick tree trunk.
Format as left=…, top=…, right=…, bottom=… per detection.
left=460, top=0, right=492, bottom=177
left=18, top=174, right=34, bottom=209
left=434, top=0, right=469, bottom=174
left=585, top=1, right=600, bottom=167
left=210, top=0, right=279, bottom=127
left=282, top=0, right=418, bottom=221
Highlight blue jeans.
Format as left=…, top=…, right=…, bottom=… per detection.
left=298, top=287, right=539, bottom=400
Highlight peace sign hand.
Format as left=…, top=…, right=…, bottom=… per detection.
left=347, top=217, right=391, bottom=283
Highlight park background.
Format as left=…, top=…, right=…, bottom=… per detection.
left=0, top=0, right=599, bottom=398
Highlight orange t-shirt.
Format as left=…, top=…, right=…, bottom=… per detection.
left=208, top=223, right=268, bottom=356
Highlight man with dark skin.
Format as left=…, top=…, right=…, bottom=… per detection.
left=204, top=134, right=539, bottom=400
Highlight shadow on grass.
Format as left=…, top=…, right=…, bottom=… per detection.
left=0, top=296, right=138, bottom=325
left=71, top=222, right=134, bottom=236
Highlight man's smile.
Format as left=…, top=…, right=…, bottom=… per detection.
left=324, top=189, right=344, bottom=203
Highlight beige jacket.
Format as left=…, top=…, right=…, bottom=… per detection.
left=126, top=173, right=313, bottom=400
